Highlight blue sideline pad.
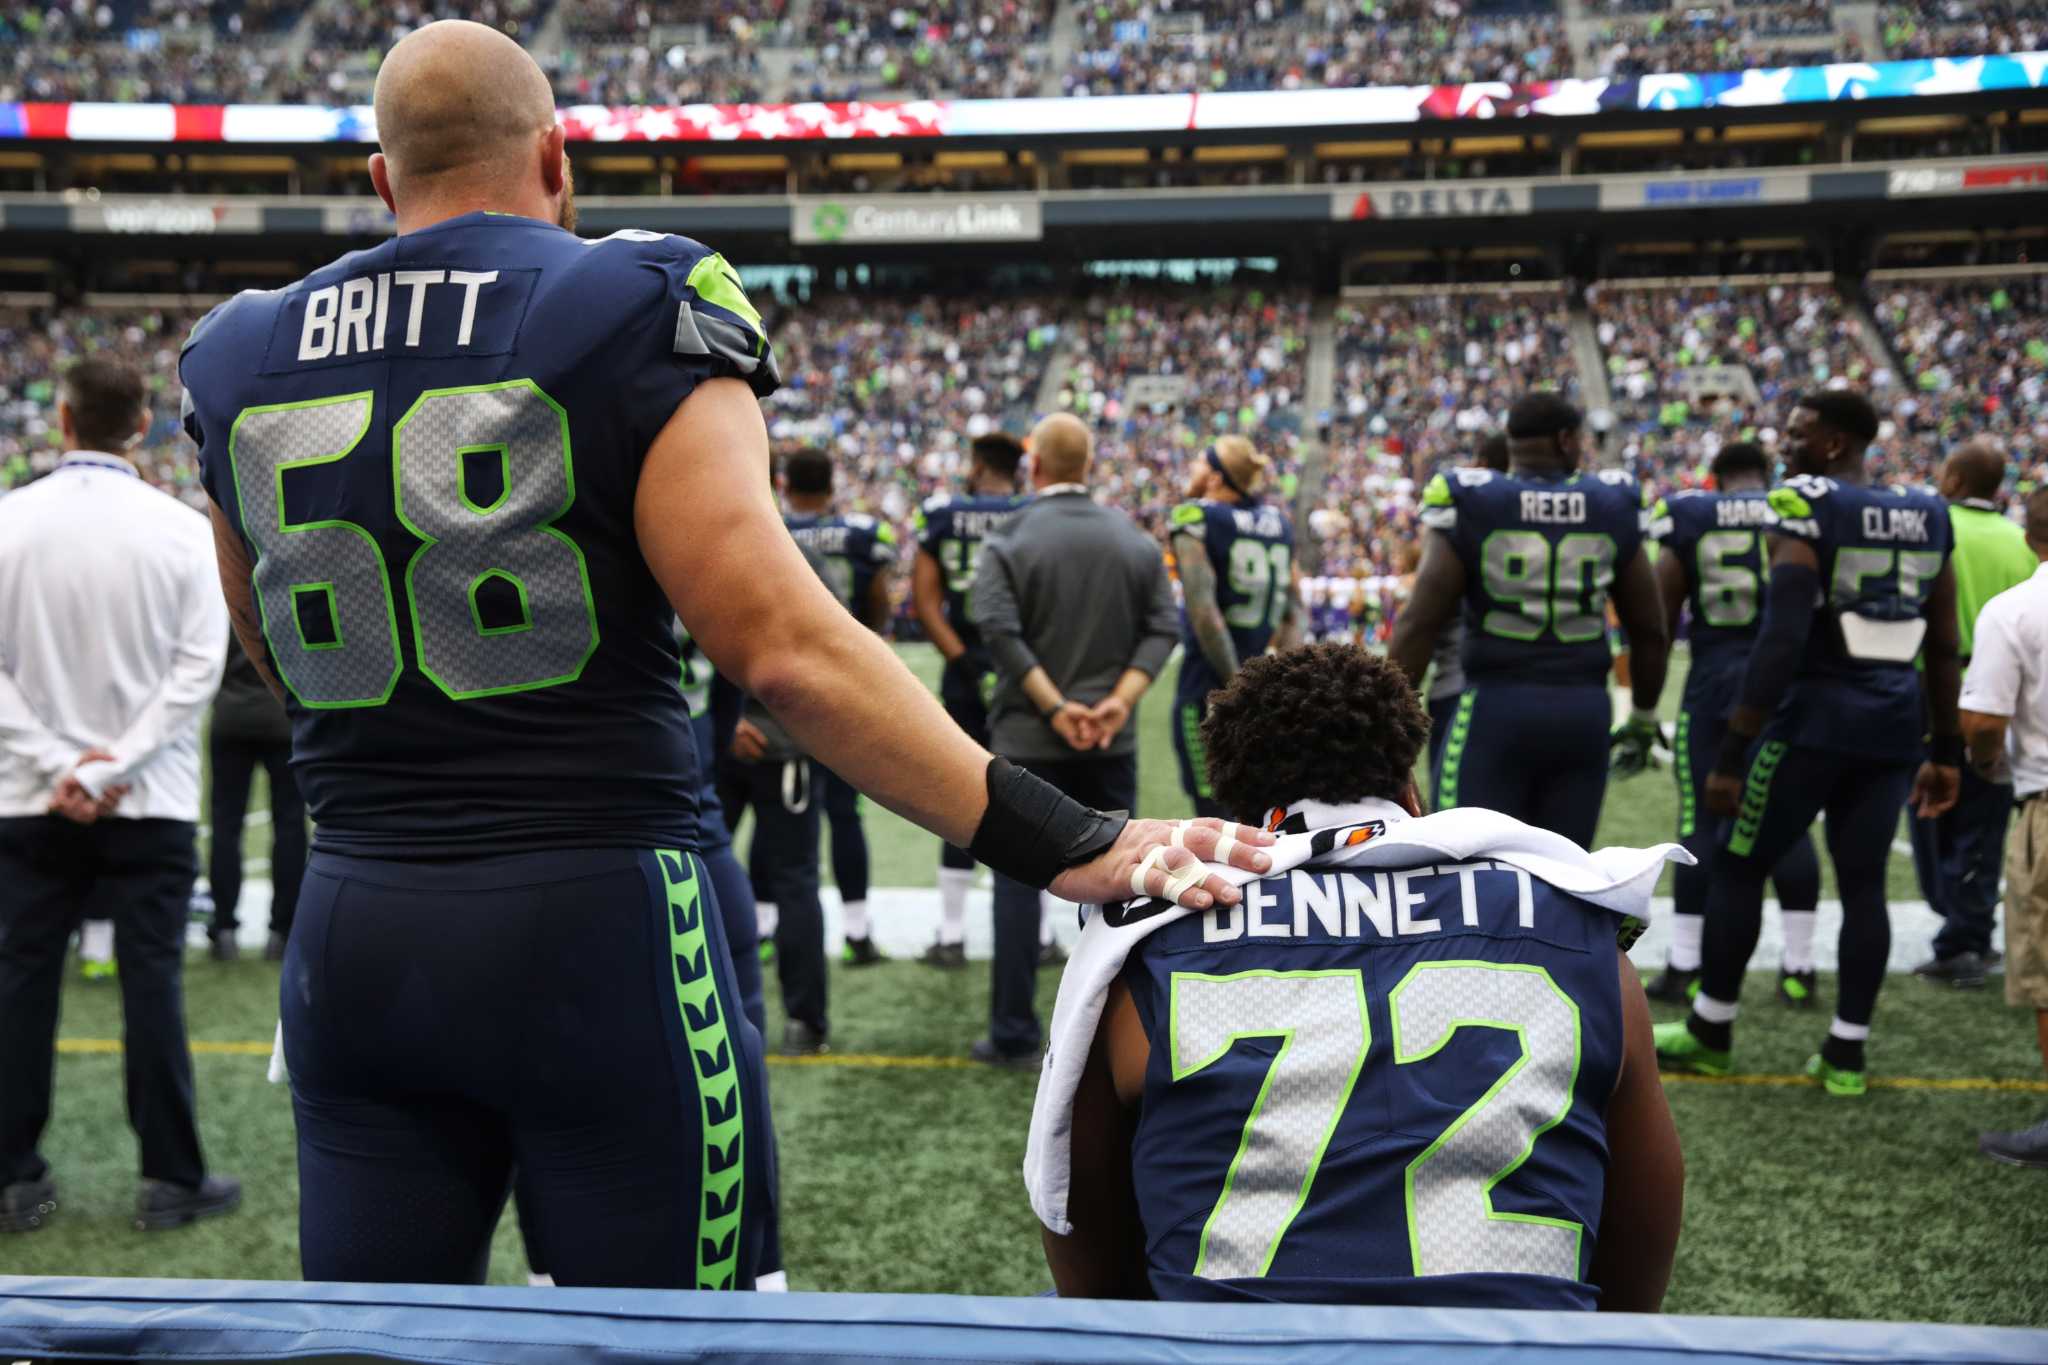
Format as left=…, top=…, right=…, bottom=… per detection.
left=1, top=1278, right=2044, bottom=1365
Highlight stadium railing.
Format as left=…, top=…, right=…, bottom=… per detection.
left=1, top=1278, right=2045, bottom=1365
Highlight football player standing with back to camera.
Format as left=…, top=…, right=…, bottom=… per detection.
left=1390, top=394, right=1669, bottom=849
left=1656, top=392, right=1962, bottom=1095
left=1631, top=442, right=1822, bottom=1008
left=911, top=431, right=1027, bottom=968
left=179, top=20, right=1273, bottom=1289
left=1168, top=436, right=1302, bottom=818
left=779, top=446, right=893, bottom=967
left=1420, top=432, right=1509, bottom=786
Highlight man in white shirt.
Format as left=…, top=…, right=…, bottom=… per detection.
left=0, top=357, right=241, bottom=1233
left=1960, top=488, right=2048, bottom=1169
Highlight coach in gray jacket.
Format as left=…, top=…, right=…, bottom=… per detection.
left=968, top=413, right=1179, bottom=1065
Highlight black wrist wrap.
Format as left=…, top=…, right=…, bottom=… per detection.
left=1929, top=734, right=1964, bottom=767
left=1713, top=729, right=1755, bottom=780
left=969, top=757, right=1128, bottom=891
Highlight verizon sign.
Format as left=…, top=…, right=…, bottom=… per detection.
left=1888, top=162, right=2048, bottom=196
left=80, top=199, right=248, bottom=234
left=794, top=195, right=1043, bottom=245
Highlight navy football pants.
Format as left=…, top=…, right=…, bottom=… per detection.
left=1701, top=743, right=1914, bottom=1028
left=286, top=847, right=775, bottom=1289
left=1672, top=701, right=1819, bottom=922
left=1433, top=682, right=1611, bottom=848
left=1909, top=759, right=2013, bottom=961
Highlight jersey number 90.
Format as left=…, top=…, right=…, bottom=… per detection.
left=228, top=382, right=598, bottom=708
left=1478, top=531, right=1615, bottom=644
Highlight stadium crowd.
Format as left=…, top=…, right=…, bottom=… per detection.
left=1591, top=281, right=1882, bottom=499
left=1062, top=0, right=1566, bottom=95
left=1871, top=276, right=2048, bottom=486
left=1881, top=0, right=2046, bottom=58
left=1585, top=3, right=1852, bottom=79
left=1057, top=287, right=1311, bottom=534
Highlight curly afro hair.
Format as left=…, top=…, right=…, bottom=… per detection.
left=1199, top=643, right=1429, bottom=823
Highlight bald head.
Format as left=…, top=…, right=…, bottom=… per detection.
left=1031, top=413, right=1094, bottom=487
left=372, top=21, right=563, bottom=221
left=1939, top=437, right=2008, bottom=503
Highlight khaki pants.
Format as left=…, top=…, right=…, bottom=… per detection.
left=2007, top=795, right=2048, bottom=1011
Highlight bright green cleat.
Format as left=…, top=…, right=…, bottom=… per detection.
left=758, top=941, right=777, bottom=966
left=1653, top=1020, right=1732, bottom=1076
left=80, top=959, right=117, bottom=983
left=1805, top=1053, right=1866, bottom=1097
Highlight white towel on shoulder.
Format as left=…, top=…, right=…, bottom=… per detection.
left=1022, top=798, right=1691, bottom=1236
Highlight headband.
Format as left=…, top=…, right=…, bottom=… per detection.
left=1206, top=446, right=1256, bottom=502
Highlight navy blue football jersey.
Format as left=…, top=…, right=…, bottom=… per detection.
left=181, top=212, right=778, bottom=856
left=1761, top=475, right=1953, bottom=761
left=1421, top=467, right=1646, bottom=687
left=1124, top=857, right=1626, bottom=1309
left=915, top=491, right=1025, bottom=657
left=1170, top=498, right=1297, bottom=698
left=1649, top=489, right=1774, bottom=707
left=785, top=512, right=895, bottom=618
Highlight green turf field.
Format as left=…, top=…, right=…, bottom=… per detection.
left=12, top=646, right=2046, bottom=1324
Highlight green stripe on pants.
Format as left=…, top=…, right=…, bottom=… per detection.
left=657, top=850, right=745, bottom=1290
left=1674, top=709, right=1695, bottom=840
left=1181, top=702, right=1214, bottom=800
left=1726, top=739, right=1787, bottom=859
left=1436, top=691, right=1475, bottom=810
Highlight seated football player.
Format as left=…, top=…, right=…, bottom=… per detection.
left=1027, top=643, right=1685, bottom=1310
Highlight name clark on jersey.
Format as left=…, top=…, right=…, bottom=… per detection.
left=1519, top=490, right=1588, bottom=523
left=299, top=269, right=501, bottom=361
left=1201, top=860, right=1539, bottom=944
left=1861, top=505, right=1932, bottom=541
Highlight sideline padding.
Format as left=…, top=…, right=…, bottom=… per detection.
left=1, top=1279, right=2044, bottom=1365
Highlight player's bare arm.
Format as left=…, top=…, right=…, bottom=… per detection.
left=1043, top=978, right=1151, bottom=1298
left=912, top=547, right=967, bottom=662
left=1174, top=532, right=1239, bottom=683
left=1705, top=532, right=1820, bottom=818
left=1959, top=709, right=2010, bottom=780
left=207, top=501, right=287, bottom=704
left=1655, top=544, right=1689, bottom=658
left=635, top=377, right=1272, bottom=908
left=1388, top=530, right=1465, bottom=685
left=1269, top=568, right=1306, bottom=653
left=861, top=562, right=894, bottom=636
left=1589, top=944, right=1683, bottom=1311
left=1911, top=560, right=1963, bottom=819
left=1612, top=545, right=1670, bottom=715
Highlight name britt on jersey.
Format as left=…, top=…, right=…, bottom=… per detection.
left=1201, top=860, right=1541, bottom=944
left=298, top=269, right=504, bottom=360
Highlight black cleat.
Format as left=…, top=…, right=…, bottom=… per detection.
left=1037, top=940, right=1069, bottom=970
left=136, top=1175, right=240, bottom=1231
left=919, top=940, right=967, bottom=970
left=264, top=932, right=288, bottom=962
left=1978, top=1117, right=2048, bottom=1169
left=781, top=1020, right=828, bottom=1057
left=970, top=1037, right=1040, bottom=1071
left=1643, top=965, right=1698, bottom=1005
left=1777, top=968, right=1820, bottom=1010
left=840, top=935, right=885, bottom=968
left=0, top=1178, right=58, bottom=1233
left=1913, top=952, right=1988, bottom=989
left=208, top=935, right=239, bottom=964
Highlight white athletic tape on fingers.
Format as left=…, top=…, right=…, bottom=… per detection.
left=1160, top=856, right=1209, bottom=904
left=1169, top=822, right=1191, bottom=849
left=1130, top=846, right=1170, bottom=899
left=1212, top=828, right=1237, bottom=865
